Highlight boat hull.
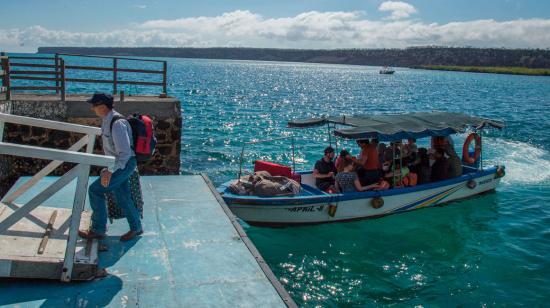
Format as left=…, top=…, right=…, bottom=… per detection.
left=220, top=167, right=503, bottom=226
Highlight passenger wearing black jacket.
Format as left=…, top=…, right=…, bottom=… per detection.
left=430, top=148, right=451, bottom=182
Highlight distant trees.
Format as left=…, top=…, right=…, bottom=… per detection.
left=38, top=46, right=550, bottom=68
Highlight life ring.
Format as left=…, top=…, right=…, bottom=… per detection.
left=371, top=197, right=384, bottom=209
left=462, top=133, right=481, bottom=164
left=495, top=165, right=506, bottom=178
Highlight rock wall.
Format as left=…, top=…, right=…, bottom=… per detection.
left=0, top=95, right=181, bottom=197
left=0, top=101, right=17, bottom=197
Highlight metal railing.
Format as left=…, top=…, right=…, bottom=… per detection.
left=0, top=112, right=114, bottom=281
left=1, top=52, right=167, bottom=101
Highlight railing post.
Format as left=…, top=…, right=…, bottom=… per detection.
left=0, top=117, right=4, bottom=142
left=61, top=133, right=95, bottom=282
left=162, top=61, right=167, bottom=95
left=113, top=58, right=118, bottom=95
left=1, top=55, right=11, bottom=101
left=55, top=53, right=60, bottom=94
left=60, top=59, right=66, bottom=102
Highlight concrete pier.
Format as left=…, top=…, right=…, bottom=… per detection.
left=0, top=175, right=294, bottom=307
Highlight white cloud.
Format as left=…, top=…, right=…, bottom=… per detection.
left=379, top=1, right=417, bottom=20
left=2, top=11, right=550, bottom=52
left=134, top=5, right=147, bottom=9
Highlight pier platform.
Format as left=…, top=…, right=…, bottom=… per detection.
left=0, top=175, right=293, bottom=307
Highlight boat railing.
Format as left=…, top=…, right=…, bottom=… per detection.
left=0, top=112, right=114, bottom=281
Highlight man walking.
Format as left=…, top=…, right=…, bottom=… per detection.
left=79, top=93, right=143, bottom=242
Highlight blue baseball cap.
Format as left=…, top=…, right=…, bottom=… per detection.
left=87, top=92, right=113, bottom=108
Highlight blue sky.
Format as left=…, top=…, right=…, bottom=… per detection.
left=2, top=0, right=550, bottom=52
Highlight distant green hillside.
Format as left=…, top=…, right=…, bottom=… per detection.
left=420, top=65, right=550, bottom=76
left=38, top=46, right=550, bottom=73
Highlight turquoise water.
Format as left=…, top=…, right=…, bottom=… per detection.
left=14, top=56, right=550, bottom=306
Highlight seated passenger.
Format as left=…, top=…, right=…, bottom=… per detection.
left=415, top=148, right=431, bottom=184
left=384, top=160, right=411, bottom=188
left=377, top=143, right=387, bottom=169
left=313, top=146, right=337, bottom=192
left=430, top=148, right=451, bottom=182
left=335, top=160, right=373, bottom=193
left=444, top=144, right=463, bottom=178
left=335, top=149, right=353, bottom=172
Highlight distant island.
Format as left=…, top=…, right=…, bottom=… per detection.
left=38, top=46, right=550, bottom=76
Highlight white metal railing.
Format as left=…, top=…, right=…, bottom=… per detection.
left=0, top=112, right=114, bottom=282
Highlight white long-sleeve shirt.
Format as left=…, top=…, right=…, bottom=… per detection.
left=101, top=110, right=134, bottom=172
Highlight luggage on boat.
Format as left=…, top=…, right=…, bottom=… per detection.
left=228, top=170, right=301, bottom=197
left=254, top=160, right=291, bottom=177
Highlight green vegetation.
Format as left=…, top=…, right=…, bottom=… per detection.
left=421, top=65, right=550, bottom=76
left=38, top=47, right=550, bottom=73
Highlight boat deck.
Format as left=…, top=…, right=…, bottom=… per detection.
left=0, top=175, right=293, bottom=307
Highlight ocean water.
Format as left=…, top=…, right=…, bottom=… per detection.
left=12, top=56, right=550, bottom=306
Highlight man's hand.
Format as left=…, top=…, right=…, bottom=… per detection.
left=327, top=172, right=335, bottom=178
left=101, top=170, right=112, bottom=187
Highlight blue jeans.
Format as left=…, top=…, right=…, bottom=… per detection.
left=89, top=158, right=142, bottom=234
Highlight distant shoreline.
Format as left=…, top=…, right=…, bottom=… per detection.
left=35, top=46, right=550, bottom=76
left=419, top=65, right=550, bottom=76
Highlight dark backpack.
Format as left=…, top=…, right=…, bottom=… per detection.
left=110, top=113, right=157, bottom=161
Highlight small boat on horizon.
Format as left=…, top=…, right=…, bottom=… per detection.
left=380, top=66, right=395, bottom=74
left=218, top=112, right=505, bottom=227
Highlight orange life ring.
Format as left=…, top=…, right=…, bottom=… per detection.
left=462, top=133, right=481, bottom=164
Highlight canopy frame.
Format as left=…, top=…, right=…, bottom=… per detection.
left=288, top=112, right=504, bottom=142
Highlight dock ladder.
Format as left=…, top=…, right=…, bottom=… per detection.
left=0, top=112, right=114, bottom=281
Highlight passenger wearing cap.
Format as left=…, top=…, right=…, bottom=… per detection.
left=313, top=146, right=337, bottom=192
left=79, top=93, right=143, bottom=242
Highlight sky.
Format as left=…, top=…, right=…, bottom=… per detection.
left=2, top=0, right=550, bottom=52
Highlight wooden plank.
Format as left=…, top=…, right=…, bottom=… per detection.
left=61, top=164, right=91, bottom=281
left=10, top=75, right=60, bottom=81
left=9, top=63, right=56, bottom=68
left=37, top=210, right=57, bottom=254
left=0, top=142, right=114, bottom=167
left=118, top=80, right=164, bottom=86
left=1, top=57, right=10, bottom=100
left=65, top=78, right=113, bottom=84
left=0, top=113, right=102, bottom=136
left=9, top=86, right=59, bottom=91
left=64, top=65, right=113, bottom=71
left=8, top=56, right=55, bottom=60
left=0, top=207, right=98, bottom=280
left=10, top=70, right=58, bottom=75
left=118, top=68, right=164, bottom=74
left=60, top=59, right=66, bottom=101
left=113, top=58, right=118, bottom=94
left=163, top=61, right=167, bottom=94
left=57, top=52, right=165, bottom=63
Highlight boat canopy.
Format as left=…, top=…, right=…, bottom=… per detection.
left=288, top=112, right=504, bottom=141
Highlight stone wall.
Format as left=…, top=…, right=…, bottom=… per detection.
left=0, top=94, right=181, bottom=196
left=0, top=100, right=17, bottom=197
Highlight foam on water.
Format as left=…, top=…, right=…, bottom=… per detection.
left=484, top=138, right=550, bottom=185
